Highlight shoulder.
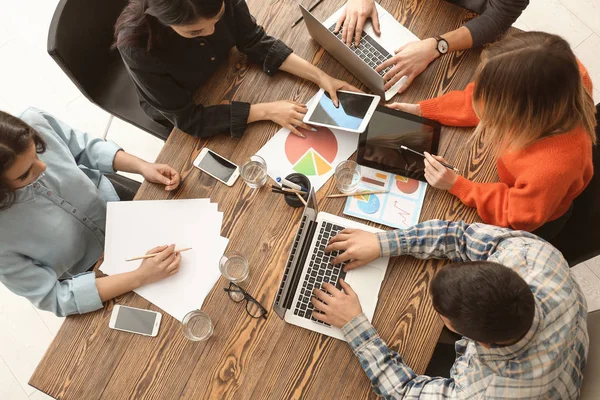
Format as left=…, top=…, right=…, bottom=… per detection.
left=18, top=108, right=61, bottom=141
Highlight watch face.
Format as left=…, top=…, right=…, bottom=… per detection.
left=437, top=39, right=449, bottom=54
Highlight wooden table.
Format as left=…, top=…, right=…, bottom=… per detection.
left=31, top=0, right=499, bottom=398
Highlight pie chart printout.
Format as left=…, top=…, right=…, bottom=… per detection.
left=395, top=175, right=419, bottom=194
left=356, top=194, right=380, bottom=214
left=285, top=126, right=338, bottom=176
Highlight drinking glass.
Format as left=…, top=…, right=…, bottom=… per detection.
left=334, top=160, right=361, bottom=193
left=181, top=310, right=213, bottom=341
left=240, top=155, right=268, bottom=188
left=219, top=252, right=249, bottom=284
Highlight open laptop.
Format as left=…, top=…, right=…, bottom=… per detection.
left=300, top=3, right=419, bottom=101
left=273, top=189, right=389, bottom=340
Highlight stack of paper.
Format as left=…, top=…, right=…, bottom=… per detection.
left=101, top=199, right=228, bottom=321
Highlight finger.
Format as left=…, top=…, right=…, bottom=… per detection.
left=156, top=244, right=176, bottom=261
left=345, top=16, right=356, bottom=45
left=339, top=279, right=357, bottom=296
left=385, top=102, right=402, bottom=110
left=294, top=105, right=308, bottom=114
left=432, top=155, right=448, bottom=163
left=146, top=245, right=168, bottom=255
left=166, top=253, right=181, bottom=272
left=338, top=228, right=356, bottom=235
left=324, top=241, right=348, bottom=253
left=328, top=90, right=339, bottom=108
left=327, top=231, right=351, bottom=245
left=321, top=282, right=342, bottom=297
left=376, top=56, right=395, bottom=72
left=169, top=268, right=179, bottom=276
left=383, top=63, right=404, bottom=82
left=354, top=18, right=365, bottom=46
left=287, top=125, right=306, bottom=139
left=294, top=111, right=307, bottom=120
left=334, top=10, right=346, bottom=33
left=313, top=288, right=332, bottom=303
left=312, top=309, right=329, bottom=323
left=371, top=8, right=381, bottom=35
left=297, top=121, right=313, bottom=131
left=343, top=260, right=363, bottom=272
left=311, top=296, right=329, bottom=312
left=424, top=152, right=443, bottom=172
left=396, top=75, right=415, bottom=95
left=395, top=45, right=406, bottom=54
left=161, top=252, right=176, bottom=267
left=331, top=251, right=353, bottom=265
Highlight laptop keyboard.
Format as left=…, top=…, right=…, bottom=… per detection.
left=328, top=23, right=393, bottom=77
left=293, top=221, right=348, bottom=327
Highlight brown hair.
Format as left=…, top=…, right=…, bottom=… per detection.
left=0, top=111, right=46, bottom=210
left=472, top=31, right=597, bottom=153
left=114, top=0, right=223, bottom=50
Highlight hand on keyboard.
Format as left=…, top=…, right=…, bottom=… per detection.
left=311, top=280, right=363, bottom=329
left=334, top=0, right=380, bottom=47
left=325, top=228, right=381, bottom=271
left=375, top=38, right=441, bottom=93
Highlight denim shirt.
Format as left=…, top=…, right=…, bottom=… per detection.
left=0, top=108, right=121, bottom=316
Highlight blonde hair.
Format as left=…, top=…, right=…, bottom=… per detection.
left=472, top=32, right=597, bottom=153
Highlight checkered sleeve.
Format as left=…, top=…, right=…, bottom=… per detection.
left=376, top=220, right=523, bottom=262
left=343, top=313, right=460, bottom=399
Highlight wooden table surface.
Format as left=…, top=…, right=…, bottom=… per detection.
left=30, top=0, right=498, bottom=398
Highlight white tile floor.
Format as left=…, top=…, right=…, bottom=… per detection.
left=0, top=0, right=599, bottom=398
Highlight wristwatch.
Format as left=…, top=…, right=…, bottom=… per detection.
left=434, top=36, right=449, bottom=55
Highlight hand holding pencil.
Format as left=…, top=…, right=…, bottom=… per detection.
left=423, top=152, right=459, bottom=191
left=133, top=245, right=183, bottom=285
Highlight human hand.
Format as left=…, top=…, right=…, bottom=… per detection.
left=265, top=100, right=313, bottom=138
left=423, top=152, right=458, bottom=190
left=386, top=102, right=422, bottom=116
left=135, top=245, right=181, bottom=285
left=334, top=0, right=379, bottom=46
left=325, top=228, right=381, bottom=271
left=318, top=74, right=363, bottom=108
left=312, top=280, right=363, bottom=328
left=376, top=38, right=439, bottom=92
left=140, top=163, right=181, bottom=191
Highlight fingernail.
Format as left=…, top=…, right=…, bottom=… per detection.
left=301, top=134, right=307, bottom=138
left=311, top=127, right=317, bottom=132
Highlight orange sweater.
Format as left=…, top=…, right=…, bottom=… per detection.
left=418, top=63, right=594, bottom=232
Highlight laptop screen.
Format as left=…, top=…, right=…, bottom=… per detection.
left=272, top=189, right=318, bottom=319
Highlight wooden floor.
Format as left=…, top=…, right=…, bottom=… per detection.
left=0, top=0, right=599, bottom=398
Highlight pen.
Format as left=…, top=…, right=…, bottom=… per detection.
left=276, top=177, right=308, bottom=192
left=291, top=0, right=325, bottom=28
left=399, top=145, right=460, bottom=173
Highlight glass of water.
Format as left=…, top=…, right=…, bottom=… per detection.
left=240, top=155, right=268, bottom=189
left=219, top=252, right=249, bottom=284
left=182, top=310, right=213, bottom=341
left=335, top=160, right=361, bottom=193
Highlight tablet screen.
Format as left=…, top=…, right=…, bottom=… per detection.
left=359, top=108, right=439, bottom=180
left=307, top=91, right=374, bottom=130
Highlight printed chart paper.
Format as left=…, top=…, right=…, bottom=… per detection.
left=256, top=94, right=360, bottom=191
left=343, top=166, right=427, bottom=229
left=101, top=199, right=228, bottom=321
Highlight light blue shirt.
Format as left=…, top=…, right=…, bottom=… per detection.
left=0, top=108, right=122, bottom=316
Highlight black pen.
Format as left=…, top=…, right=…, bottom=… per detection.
left=291, top=0, right=325, bottom=28
left=399, top=145, right=461, bottom=173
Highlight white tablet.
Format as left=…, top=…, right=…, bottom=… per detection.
left=303, top=89, right=380, bottom=133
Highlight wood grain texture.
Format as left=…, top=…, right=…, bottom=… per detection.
left=30, top=0, right=502, bottom=398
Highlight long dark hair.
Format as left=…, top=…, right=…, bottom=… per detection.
left=0, top=111, right=46, bottom=210
left=114, top=0, right=224, bottom=50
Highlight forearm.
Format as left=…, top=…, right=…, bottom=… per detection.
left=279, top=53, right=326, bottom=87
left=441, top=26, right=473, bottom=52
left=112, top=150, right=147, bottom=174
left=95, top=271, right=143, bottom=302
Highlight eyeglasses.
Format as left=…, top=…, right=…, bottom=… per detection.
left=223, top=282, right=268, bottom=319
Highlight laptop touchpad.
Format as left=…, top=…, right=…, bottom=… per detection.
left=346, top=266, right=383, bottom=319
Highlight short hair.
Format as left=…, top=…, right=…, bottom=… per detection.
left=430, top=261, right=535, bottom=344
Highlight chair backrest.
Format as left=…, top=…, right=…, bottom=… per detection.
left=551, top=104, right=600, bottom=266
left=47, top=0, right=170, bottom=140
left=579, top=310, right=600, bottom=399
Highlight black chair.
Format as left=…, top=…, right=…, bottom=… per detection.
left=550, top=104, right=600, bottom=266
left=47, top=0, right=170, bottom=141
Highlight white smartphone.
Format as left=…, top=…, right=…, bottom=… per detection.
left=192, top=147, right=240, bottom=186
left=303, top=89, right=380, bottom=133
left=109, top=305, right=162, bottom=337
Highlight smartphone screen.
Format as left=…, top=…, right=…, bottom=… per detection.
left=197, top=150, right=237, bottom=183
left=114, top=306, right=158, bottom=335
left=307, top=91, right=375, bottom=130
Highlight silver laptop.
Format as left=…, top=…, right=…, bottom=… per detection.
left=273, top=189, right=389, bottom=340
left=300, top=3, right=419, bottom=101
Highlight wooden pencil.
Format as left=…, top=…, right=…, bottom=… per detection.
left=126, top=247, right=192, bottom=262
left=327, top=190, right=390, bottom=198
left=295, top=192, right=308, bottom=206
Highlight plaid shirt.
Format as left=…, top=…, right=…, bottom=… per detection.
left=342, top=220, right=588, bottom=399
